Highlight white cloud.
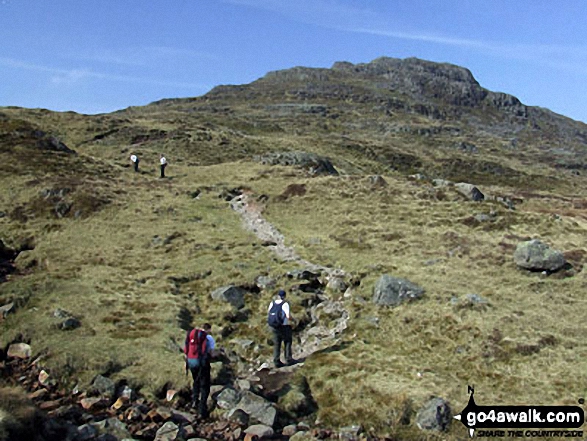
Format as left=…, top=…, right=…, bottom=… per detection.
left=50, top=69, right=93, bottom=85
left=223, top=0, right=587, bottom=73
left=0, top=56, right=210, bottom=89
left=67, top=46, right=218, bottom=67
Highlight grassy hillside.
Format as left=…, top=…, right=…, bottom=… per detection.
left=2, top=56, right=587, bottom=439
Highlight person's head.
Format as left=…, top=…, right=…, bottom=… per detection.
left=203, top=323, right=212, bottom=333
left=278, top=289, right=286, bottom=299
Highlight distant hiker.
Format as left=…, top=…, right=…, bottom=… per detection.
left=267, top=289, right=294, bottom=367
left=159, top=154, right=167, bottom=178
left=130, top=154, right=139, bottom=172
left=184, top=324, right=214, bottom=418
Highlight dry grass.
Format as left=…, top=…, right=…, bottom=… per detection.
left=2, top=105, right=587, bottom=439
left=250, top=171, right=587, bottom=437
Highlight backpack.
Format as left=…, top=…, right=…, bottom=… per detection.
left=185, top=328, right=208, bottom=366
left=268, top=301, right=286, bottom=328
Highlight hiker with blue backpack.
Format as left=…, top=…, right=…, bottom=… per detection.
left=184, top=323, right=215, bottom=418
left=267, top=289, right=295, bottom=368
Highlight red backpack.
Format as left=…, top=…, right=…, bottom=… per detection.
left=185, top=328, right=208, bottom=362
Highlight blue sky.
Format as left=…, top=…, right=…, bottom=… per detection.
left=1, top=0, right=587, bottom=123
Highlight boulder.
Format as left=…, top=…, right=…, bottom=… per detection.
left=170, top=408, right=197, bottom=425
left=244, top=424, right=274, bottom=439
left=0, top=302, right=15, bottom=320
left=454, top=182, right=484, bottom=201
left=211, top=285, right=246, bottom=309
left=54, top=201, right=72, bottom=218
left=513, top=239, right=565, bottom=272
left=368, top=175, right=387, bottom=188
left=60, top=317, right=81, bottom=331
left=7, top=343, right=32, bottom=359
left=216, top=387, right=241, bottom=410
left=282, top=424, right=298, bottom=436
left=326, top=276, right=347, bottom=293
left=228, top=409, right=249, bottom=426
left=235, top=391, right=277, bottom=427
left=91, top=375, right=116, bottom=399
left=416, top=397, right=452, bottom=432
left=154, top=421, right=181, bottom=441
left=372, top=275, right=425, bottom=306
left=36, top=135, right=76, bottom=154
left=255, top=151, right=338, bottom=176
left=14, top=250, right=37, bottom=270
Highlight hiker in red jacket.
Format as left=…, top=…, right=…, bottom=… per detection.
left=184, top=323, right=214, bottom=417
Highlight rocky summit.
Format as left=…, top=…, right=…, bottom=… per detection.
left=1, top=56, right=587, bottom=440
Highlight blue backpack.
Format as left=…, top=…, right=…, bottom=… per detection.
left=268, top=301, right=285, bottom=328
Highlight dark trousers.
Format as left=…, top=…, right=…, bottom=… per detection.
left=160, top=164, right=166, bottom=178
left=272, top=325, right=293, bottom=364
left=188, top=361, right=210, bottom=417
left=133, top=161, right=139, bottom=172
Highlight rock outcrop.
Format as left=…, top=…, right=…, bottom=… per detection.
left=255, top=151, right=339, bottom=176
left=513, top=239, right=566, bottom=272
left=372, top=275, right=425, bottom=307
left=416, top=397, right=452, bottom=432
left=211, top=285, right=246, bottom=309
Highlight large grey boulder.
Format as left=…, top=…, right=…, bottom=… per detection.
left=416, top=397, right=452, bottom=432
left=91, top=375, right=116, bottom=399
left=216, top=387, right=241, bottom=410
left=211, top=285, right=246, bottom=309
left=372, top=275, right=425, bottom=306
left=513, top=239, right=565, bottom=272
left=154, top=421, right=181, bottom=441
left=7, top=343, right=32, bottom=359
left=255, top=151, right=338, bottom=176
left=455, top=182, right=484, bottom=201
left=234, top=391, right=276, bottom=427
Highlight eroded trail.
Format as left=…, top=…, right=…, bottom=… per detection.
left=229, top=191, right=349, bottom=360
left=229, top=192, right=345, bottom=278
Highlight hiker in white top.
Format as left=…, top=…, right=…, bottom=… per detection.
left=159, top=154, right=167, bottom=178
left=267, top=289, right=294, bottom=367
left=130, top=154, right=139, bottom=172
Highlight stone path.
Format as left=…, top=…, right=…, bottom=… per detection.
left=229, top=191, right=345, bottom=278
left=229, top=190, right=350, bottom=361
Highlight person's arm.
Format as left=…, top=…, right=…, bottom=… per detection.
left=184, top=330, right=190, bottom=355
left=282, top=302, right=291, bottom=319
left=207, top=335, right=216, bottom=351
left=207, top=334, right=220, bottom=358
